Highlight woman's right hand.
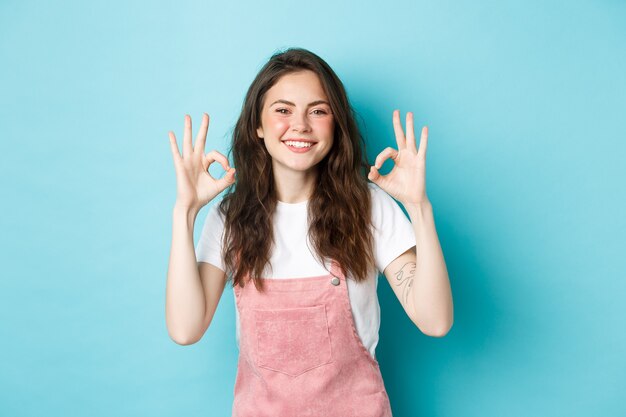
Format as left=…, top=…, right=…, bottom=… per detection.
left=168, top=113, right=236, bottom=211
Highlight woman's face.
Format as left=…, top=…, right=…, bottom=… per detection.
left=256, top=70, right=335, bottom=178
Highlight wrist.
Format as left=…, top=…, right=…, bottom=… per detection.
left=173, top=203, right=200, bottom=222
left=403, top=199, right=433, bottom=216
left=404, top=200, right=433, bottom=223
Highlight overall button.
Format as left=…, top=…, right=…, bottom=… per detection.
left=331, top=277, right=340, bottom=286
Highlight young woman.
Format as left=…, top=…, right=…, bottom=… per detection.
left=165, top=47, right=453, bottom=417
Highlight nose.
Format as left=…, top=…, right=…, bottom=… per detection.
left=291, top=111, right=312, bottom=133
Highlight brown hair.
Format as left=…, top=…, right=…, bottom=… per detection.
left=220, top=47, right=374, bottom=291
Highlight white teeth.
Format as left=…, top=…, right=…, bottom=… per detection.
left=284, top=141, right=313, bottom=148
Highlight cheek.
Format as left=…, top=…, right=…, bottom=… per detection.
left=266, top=117, right=290, bottom=134
left=315, top=118, right=335, bottom=136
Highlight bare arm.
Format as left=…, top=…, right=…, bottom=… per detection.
left=164, top=113, right=235, bottom=345
left=165, top=206, right=227, bottom=345
left=404, top=201, right=453, bottom=336
left=370, top=110, right=453, bottom=337
left=383, top=201, right=453, bottom=337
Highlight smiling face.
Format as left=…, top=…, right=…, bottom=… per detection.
left=256, top=70, right=335, bottom=179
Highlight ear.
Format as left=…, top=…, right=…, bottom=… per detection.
left=256, top=126, right=264, bottom=139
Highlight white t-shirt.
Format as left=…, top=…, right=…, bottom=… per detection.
left=195, top=183, right=416, bottom=359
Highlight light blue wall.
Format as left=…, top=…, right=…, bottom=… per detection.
left=1, top=1, right=624, bottom=416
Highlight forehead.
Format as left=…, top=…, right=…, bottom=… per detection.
left=265, top=70, right=329, bottom=104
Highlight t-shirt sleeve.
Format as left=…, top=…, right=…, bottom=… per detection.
left=195, top=201, right=226, bottom=272
left=369, top=183, right=417, bottom=273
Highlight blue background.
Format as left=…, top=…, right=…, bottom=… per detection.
left=1, top=1, right=625, bottom=416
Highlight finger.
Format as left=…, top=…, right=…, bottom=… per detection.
left=194, top=113, right=210, bottom=154
left=182, top=114, right=193, bottom=159
left=203, top=150, right=231, bottom=173
left=367, top=165, right=381, bottom=182
left=217, top=167, right=237, bottom=188
left=406, top=112, right=417, bottom=153
left=418, top=125, right=428, bottom=159
left=392, top=110, right=406, bottom=150
left=168, top=131, right=183, bottom=169
left=374, top=147, right=399, bottom=169
left=368, top=166, right=390, bottom=190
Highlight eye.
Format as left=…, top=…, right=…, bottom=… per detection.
left=312, top=109, right=328, bottom=115
left=275, top=108, right=289, bottom=114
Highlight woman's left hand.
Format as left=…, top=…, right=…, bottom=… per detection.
left=368, top=110, right=430, bottom=206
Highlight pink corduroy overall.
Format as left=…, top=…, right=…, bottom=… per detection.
left=231, top=260, right=393, bottom=417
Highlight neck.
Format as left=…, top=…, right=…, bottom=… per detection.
left=273, top=166, right=318, bottom=204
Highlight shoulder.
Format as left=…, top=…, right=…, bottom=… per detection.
left=206, top=198, right=226, bottom=221
left=366, top=183, right=416, bottom=273
left=201, top=198, right=226, bottom=235
left=367, top=182, right=398, bottom=203
left=367, top=182, right=403, bottom=217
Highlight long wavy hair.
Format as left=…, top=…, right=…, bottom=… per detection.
left=220, top=47, right=375, bottom=291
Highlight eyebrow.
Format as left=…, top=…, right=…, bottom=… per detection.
left=270, top=99, right=330, bottom=107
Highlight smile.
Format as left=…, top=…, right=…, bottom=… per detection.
left=284, top=140, right=313, bottom=148
left=282, top=140, right=317, bottom=153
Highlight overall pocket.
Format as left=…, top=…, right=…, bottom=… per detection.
left=254, top=304, right=333, bottom=377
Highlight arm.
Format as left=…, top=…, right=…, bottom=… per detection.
left=370, top=110, right=453, bottom=337
left=165, top=205, right=226, bottom=345
left=165, top=113, right=235, bottom=345
left=383, top=201, right=453, bottom=337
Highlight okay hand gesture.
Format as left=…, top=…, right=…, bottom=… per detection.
left=368, top=110, right=429, bottom=206
left=168, top=113, right=236, bottom=211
